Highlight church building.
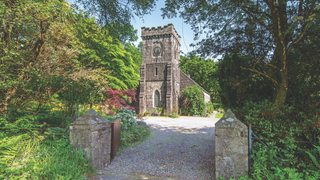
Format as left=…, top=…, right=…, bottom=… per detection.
left=138, top=24, right=210, bottom=115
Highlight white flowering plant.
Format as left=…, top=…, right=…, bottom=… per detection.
left=115, top=107, right=137, bottom=131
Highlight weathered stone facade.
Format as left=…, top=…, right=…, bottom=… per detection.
left=138, top=24, right=210, bottom=115
left=69, top=108, right=111, bottom=170
left=215, top=109, right=248, bottom=179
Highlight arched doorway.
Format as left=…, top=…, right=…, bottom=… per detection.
left=154, top=90, right=160, bottom=108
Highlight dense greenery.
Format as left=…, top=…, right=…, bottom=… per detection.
left=180, top=85, right=206, bottom=116
left=72, top=11, right=140, bottom=90
left=0, top=0, right=152, bottom=179
left=206, top=101, right=215, bottom=114
left=162, top=0, right=319, bottom=110
left=162, top=0, right=320, bottom=179
left=180, top=54, right=221, bottom=103
left=1, top=0, right=319, bottom=179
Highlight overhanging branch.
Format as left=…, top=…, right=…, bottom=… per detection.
left=240, top=66, right=278, bottom=85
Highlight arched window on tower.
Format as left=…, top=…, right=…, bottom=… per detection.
left=154, top=90, right=160, bottom=108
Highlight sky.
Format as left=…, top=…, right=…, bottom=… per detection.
left=65, top=0, right=206, bottom=58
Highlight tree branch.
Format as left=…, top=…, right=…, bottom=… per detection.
left=234, top=1, right=275, bottom=38
left=240, top=66, right=278, bottom=85
left=287, top=0, right=317, bottom=52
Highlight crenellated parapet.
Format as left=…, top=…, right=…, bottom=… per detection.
left=141, top=23, right=181, bottom=46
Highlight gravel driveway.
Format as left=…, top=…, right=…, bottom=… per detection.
left=88, top=112, right=221, bottom=180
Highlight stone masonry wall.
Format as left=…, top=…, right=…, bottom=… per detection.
left=146, top=63, right=167, bottom=81
left=145, top=81, right=167, bottom=112
left=215, top=109, right=248, bottom=179
left=70, top=108, right=111, bottom=170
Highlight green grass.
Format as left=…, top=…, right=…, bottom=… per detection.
left=215, top=112, right=225, bottom=119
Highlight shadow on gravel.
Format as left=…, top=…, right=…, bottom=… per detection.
left=88, top=122, right=217, bottom=180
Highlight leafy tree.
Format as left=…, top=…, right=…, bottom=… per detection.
left=216, top=49, right=274, bottom=110
left=162, top=0, right=320, bottom=110
left=0, top=0, right=79, bottom=115
left=71, top=0, right=157, bottom=43
left=180, top=85, right=205, bottom=116
left=71, top=11, right=140, bottom=90
left=124, top=42, right=143, bottom=75
left=179, top=54, right=220, bottom=102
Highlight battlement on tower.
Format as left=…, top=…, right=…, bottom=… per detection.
left=141, top=23, right=181, bottom=45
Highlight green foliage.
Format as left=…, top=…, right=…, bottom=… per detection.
left=145, top=110, right=151, bottom=114
left=181, top=85, right=206, bottom=116
left=114, top=108, right=137, bottom=131
left=216, top=51, right=273, bottom=111
left=114, top=108, right=151, bottom=153
left=169, top=113, right=180, bottom=118
left=180, top=54, right=221, bottom=102
left=71, top=0, right=157, bottom=44
left=181, top=108, right=189, bottom=115
left=212, top=103, right=223, bottom=110
left=226, top=99, right=320, bottom=179
left=206, top=101, right=214, bottom=113
left=72, top=11, right=139, bottom=90
left=162, top=0, right=320, bottom=109
left=0, top=0, right=79, bottom=115
left=0, top=113, right=44, bottom=138
left=154, top=107, right=163, bottom=114
left=124, top=42, right=143, bottom=75
left=0, top=129, right=96, bottom=180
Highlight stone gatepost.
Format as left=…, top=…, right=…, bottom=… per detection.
left=215, top=108, right=248, bottom=179
left=69, top=108, right=111, bottom=170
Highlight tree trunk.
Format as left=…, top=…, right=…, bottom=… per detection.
left=271, top=45, right=288, bottom=111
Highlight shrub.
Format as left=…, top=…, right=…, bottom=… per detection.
left=169, top=113, right=180, bottom=118
left=227, top=99, right=320, bottom=179
left=114, top=108, right=137, bottom=131
left=182, top=108, right=189, bottom=115
left=154, top=107, right=162, bottom=114
left=145, top=110, right=151, bottom=114
left=212, top=103, right=222, bottom=110
left=181, top=85, right=205, bottom=116
left=98, top=89, right=137, bottom=114
left=112, top=108, right=151, bottom=153
left=206, top=101, right=214, bottom=113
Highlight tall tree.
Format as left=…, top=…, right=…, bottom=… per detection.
left=0, top=0, right=79, bottom=114
left=71, top=11, right=139, bottom=90
left=71, top=0, right=157, bottom=43
left=162, top=0, right=320, bottom=110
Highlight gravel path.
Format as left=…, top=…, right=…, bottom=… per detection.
left=89, top=112, right=221, bottom=180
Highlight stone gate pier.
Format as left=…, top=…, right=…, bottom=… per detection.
left=215, top=109, right=248, bottom=179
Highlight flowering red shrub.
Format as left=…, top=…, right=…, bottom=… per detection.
left=98, top=89, right=137, bottom=114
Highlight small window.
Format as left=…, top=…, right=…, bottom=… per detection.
left=156, top=67, right=158, bottom=75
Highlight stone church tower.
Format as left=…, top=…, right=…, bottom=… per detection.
left=138, top=24, right=210, bottom=115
